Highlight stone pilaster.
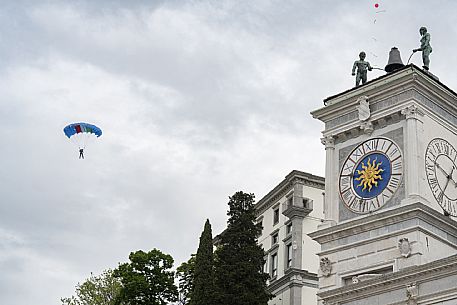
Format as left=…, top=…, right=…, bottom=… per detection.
left=321, top=136, right=336, bottom=226
left=401, top=104, right=424, bottom=199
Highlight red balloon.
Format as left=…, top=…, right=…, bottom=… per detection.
left=375, top=3, right=379, bottom=8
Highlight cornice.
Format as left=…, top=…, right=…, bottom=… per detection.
left=255, top=170, right=324, bottom=216
left=267, top=268, right=318, bottom=293
left=318, top=253, right=457, bottom=303
left=312, top=65, right=457, bottom=138
left=309, top=202, right=457, bottom=245
left=317, top=64, right=457, bottom=109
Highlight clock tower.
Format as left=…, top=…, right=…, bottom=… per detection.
left=310, top=64, right=457, bottom=305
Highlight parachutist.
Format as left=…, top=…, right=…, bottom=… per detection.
left=63, top=122, right=101, bottom=158
left=352, top=51, right=373, bottom=87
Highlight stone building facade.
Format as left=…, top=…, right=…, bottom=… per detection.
left=310, top=64, right=457, bottom=305
left=255, top=170, right=325, bottom=305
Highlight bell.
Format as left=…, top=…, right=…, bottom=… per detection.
left=385, top=47, right=405, bottom=73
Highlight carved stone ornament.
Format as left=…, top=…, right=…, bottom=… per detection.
left=359, top=120, right=374, bottom=135
left=398, top=237, right=412, bottom=258
left=401, top=104, right=424, bottom=120
left=356, top=96, right=370, bottom=121
left=320, top=136, right=335, bottom=148
left=406, top=282, right=418, bottom=305
left=320, top=257, right=332, bottom=277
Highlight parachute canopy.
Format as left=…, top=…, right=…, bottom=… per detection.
left=64, top=123, right=102, bottom=139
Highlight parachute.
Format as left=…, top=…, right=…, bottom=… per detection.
left=63, top=123, right=102, bottom=156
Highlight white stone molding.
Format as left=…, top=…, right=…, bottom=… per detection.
left=356, top=274, right=383, bottom=282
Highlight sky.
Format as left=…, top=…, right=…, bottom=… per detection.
left=1, top=1, right=457, bottom=304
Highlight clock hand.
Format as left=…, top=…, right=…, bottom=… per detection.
left=449, top=166, right=457, bottom=187
left=435, top=161, right=451, bottom=177
left=442, top=175, right=451, bottom=194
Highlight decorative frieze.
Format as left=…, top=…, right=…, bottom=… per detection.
left=325, top=89, right=457, bottom=131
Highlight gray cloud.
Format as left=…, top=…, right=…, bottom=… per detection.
left=2, top=1, right=457, bottom=304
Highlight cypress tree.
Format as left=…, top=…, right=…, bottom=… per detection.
left=190, top=219, right=215, bottom=305
left=214, top=191, right=272, bottom=305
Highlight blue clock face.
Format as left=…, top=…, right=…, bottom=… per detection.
left=339, top=137, right=403, bottom=214
left=352, top=153, right=391, bottom=199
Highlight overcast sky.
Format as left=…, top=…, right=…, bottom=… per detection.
left=1, top=1, right=457, bottom=304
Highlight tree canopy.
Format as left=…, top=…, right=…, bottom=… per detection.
left=176, top=254, right=195, bottom=305
left=61, top=269, right=122, bottom=305
left=214, top=191, right=272, bottom=305
left=114, top=249, right=178, bottom=305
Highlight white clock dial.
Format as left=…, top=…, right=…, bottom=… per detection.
left=339, top=137, right=403, bottom=214
left=425, top=138, right=457, bottom=216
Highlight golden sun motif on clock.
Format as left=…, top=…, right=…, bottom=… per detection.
left=355, top=157, right=384, bottom=192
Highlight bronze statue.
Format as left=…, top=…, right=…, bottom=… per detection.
left=413, top=27, right=432, bottom=70
left=352, top=51, right=373, bottom=87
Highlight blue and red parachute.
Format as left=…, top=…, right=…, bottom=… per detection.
left=63, top=123, right=102, bottom=157
left=64, top=122, right=102, bottom=139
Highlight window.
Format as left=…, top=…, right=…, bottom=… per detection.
left=286, top=223, right=293, bottom=234
left=272, top=233, right=279, bottom=245
left=257, top=217, right=263, bottom=235
left=271, top=253, right=278, bottom=278
left=286, top=244, right=293, bottom=268
left=273, top=207, right=279, bottom=225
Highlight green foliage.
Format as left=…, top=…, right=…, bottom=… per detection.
left=214, top=191, right=272, bottom=305
left=113, top=249, right=178, bottom=305
left=190, top=219, right=215, bottom=305
left=176, top=254, right=196, bottom=305
left=61, top=269, right=122, bottom=305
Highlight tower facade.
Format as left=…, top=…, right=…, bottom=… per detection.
left=310, top=65, right=457, bottom=305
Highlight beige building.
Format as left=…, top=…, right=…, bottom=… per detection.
left=255, top=170, right=325, bottom=305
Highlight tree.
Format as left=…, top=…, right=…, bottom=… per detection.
left=176, top=254, right=195, bottom=305
left=61, top=269, right=123, bottom=305
left=190, top=219, right=215, bottom=305
left=214, top=191, right=272, bottom=305
left=114, top=249, right=178, bottom=305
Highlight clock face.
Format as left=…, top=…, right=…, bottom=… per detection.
left=425, top=138, right=457, bottom=216
left=339, top=137, right=403, bottom=214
